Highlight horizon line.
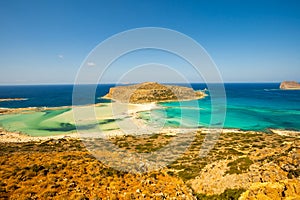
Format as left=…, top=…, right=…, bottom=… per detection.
left=0, top=81, right=292, bottom=86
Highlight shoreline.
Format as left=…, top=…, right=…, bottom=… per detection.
left=1, top=116, right=299, bottom=199
left=0, top=102, right=160, bottom=142
left=1, top=126, right=299, bottom=143
left=0, top=127, right=80, bottom=143
left=102, top=94, right=207, bottom=104
left=0, top=103, right=299, bottom=143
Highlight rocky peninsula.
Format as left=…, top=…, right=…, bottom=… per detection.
left=280, top=81, right=300, bottom=90
left=103, top=82, right=206, bottom=103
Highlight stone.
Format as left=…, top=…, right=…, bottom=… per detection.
left=239, top=180, right=300, bottom=200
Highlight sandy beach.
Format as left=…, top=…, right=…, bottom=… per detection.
left=0, top=102, right=161, bottom=142
left=1, top=101, right=300, bottom=142
left=1, top=124, right=299, bottom=144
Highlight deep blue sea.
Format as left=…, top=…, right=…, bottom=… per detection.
left=0, top=84, right=114, bottom=108
left=0, top=83, right=299, bottom=132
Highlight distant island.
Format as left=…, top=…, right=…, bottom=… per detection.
left=103, top=82, right=206, bottom=103
left=280, top=81, right=300, bottom=90
left=0, top=98, right=27, bottom=102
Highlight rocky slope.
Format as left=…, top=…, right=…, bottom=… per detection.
left=0, top=139, right=195, bottom=199
left=280, top=81, right=300, bottom=90
left=1, top=130, right=299, bottom=199
left=103, top=82, right=205, bottom=103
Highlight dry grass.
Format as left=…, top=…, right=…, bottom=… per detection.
left=0, top=130, right=299, bottom=199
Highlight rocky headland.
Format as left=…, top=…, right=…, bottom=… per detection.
left=280, top=81, right=300, bottom=90
left=103, top=82, right=206, bottom=103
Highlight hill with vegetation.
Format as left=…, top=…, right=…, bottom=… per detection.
left=103, top=82, right=206, bottom=103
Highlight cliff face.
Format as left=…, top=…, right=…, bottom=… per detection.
left=103, top=82, right=205, bottom=103
left=280, top=81, right=300, bottom=90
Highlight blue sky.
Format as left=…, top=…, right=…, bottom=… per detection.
left=0, top=0, right=299, bottom=84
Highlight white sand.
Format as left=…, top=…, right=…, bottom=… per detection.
left=0, top=128, right=80, bottom=143
left=0, top=102, right=159, bottom=142
left=269, top=129, right=300, bottom=138
left=1, top=103, right=300, bottom=143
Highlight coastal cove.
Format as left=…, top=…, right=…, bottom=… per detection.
left=2, top=1, right=300, bottom=199
left=0, top=83, right=299, bottom=138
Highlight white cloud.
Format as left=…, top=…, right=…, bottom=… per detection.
left=58, top=54, right=64, bottom=59
left=87, top=62, right=96, bottom=67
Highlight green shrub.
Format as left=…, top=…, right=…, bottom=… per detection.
left=226, top=157, right=253, bottom=175
left=196, top=188, right=246, bottom=200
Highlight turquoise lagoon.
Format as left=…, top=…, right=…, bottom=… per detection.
left=0, top=83, right=299, bottom=136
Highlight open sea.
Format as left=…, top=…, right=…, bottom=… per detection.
left=0, top=83, right=299, bottom=135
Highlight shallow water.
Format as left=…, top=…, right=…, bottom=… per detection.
left=0, top=108, right=74, bottom=136
left=147, top=83, right=300, bottom=131
left=0, top=83, right=299, bottom=136
left=0, top=103, right=150, bottom=136
left=0, top=105, right=117, bottom=136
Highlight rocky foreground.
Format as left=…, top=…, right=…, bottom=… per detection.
left=103, top=82, right=206, bottom=103
left=0, top=130, right=299, bottom=199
